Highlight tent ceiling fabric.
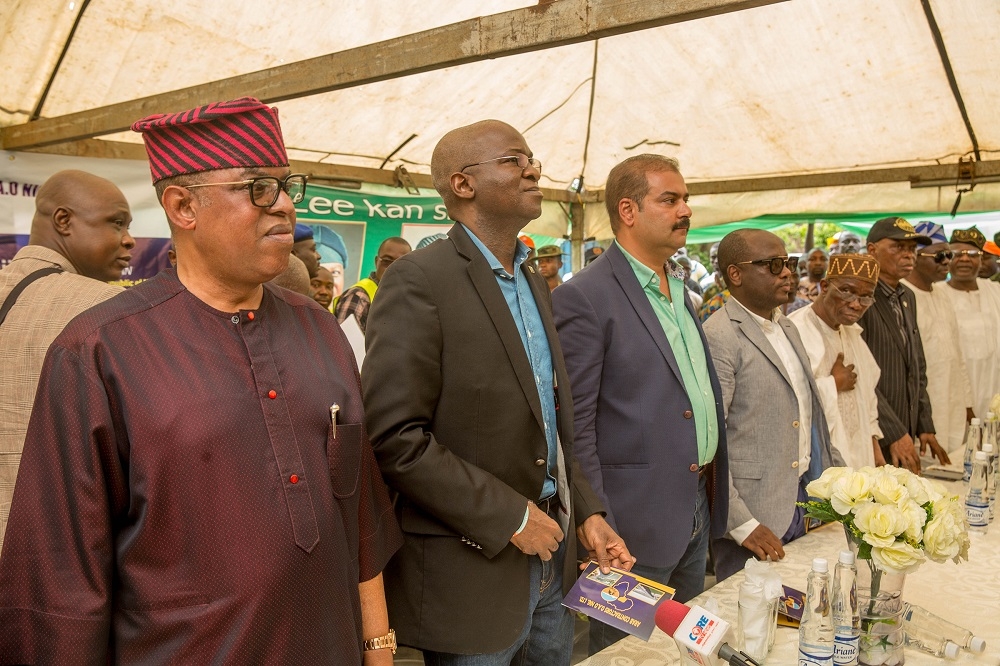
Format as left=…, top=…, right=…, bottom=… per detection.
left=3, top=0, right=999, bottom=236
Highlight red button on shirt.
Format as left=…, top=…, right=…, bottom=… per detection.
left=247, top=311, right=255, bottom=320
left=289, top=474, right=299, bottom=484
left=268, top=390, right=277, bottom=399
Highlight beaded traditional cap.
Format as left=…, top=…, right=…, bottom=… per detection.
left=131, top=97, right=288, bottom=183
left=949, top=226, right=987, bottom=250
left=827, top=253, right=880, bottom=284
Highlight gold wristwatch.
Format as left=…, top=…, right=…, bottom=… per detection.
left=363, top=628, right=397, bottom=655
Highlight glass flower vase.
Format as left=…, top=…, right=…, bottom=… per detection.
left=846, top=528, right=906, bottom=666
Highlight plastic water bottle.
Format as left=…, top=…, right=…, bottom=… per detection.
left=966, top=451, right=989, bottom=533
left=799, top=558, right=834, bottom=666
left=832, top=551, right=859, bottom=665
left=984, top=443, right=996, bottom=522
left=963, top=418, right=982, bottom=482
left=903, top=625, right=961, bottom=659
left=903, top=603, right=987, bottom=655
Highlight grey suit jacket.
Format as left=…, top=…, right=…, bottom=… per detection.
left=703, top=298, right=841, bottom=537
left=552, top=243, right=729, bottom=569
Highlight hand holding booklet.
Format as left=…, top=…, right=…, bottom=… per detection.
left=562, top=562, right=675, bottom=640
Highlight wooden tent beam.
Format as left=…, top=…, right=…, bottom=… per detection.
left=0, top=0, right=785, bottom=151
left=24, top=140, right=1000, bottom=199
left=21, top=139, right=602, bottom=203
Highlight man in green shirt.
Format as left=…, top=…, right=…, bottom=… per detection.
left=553, top=154, right=729, bottom=654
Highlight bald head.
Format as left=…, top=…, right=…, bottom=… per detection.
left=268, top=253, right=311, bottom=296
left=717, top=228, right=771, bottom=280
left=29, top=170, right=134, bottom=282
left=430, top=120, right=541, bottom=229
left=432, top=120, right=511, bottom=201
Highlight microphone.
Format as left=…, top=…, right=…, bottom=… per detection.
left=655, top=599, right=762, bottom=666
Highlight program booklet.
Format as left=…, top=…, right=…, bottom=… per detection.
left=562, top=563, right=675, bottom=641
left=777, top=585, right=805, bottom=627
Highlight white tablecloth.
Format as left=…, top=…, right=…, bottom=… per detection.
left=579, top=480, right=1000, bottom=665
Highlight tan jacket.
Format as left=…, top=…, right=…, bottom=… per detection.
left=0, top=246, right=122, bottom=551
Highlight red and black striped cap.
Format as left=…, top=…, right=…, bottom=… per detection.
left=131, top=97, right=288, bottom=183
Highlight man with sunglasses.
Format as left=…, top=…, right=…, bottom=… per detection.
left=858, top=217, right=946, bottom=474
left=943, top=226, right=1000, bottom=420
left=363, top=120, right=631, bottom=665
left=902, top=222, right=975, bottom=454
left=333, top=236, right=411, bottom=333
left=703, top=229, right=840, bottom=582
left=789, top=255, right=888, bottom=469
left=0, top=98, right=403, bottom=664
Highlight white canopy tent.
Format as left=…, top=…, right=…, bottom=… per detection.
left=3, top=0, right=1000, bottom=243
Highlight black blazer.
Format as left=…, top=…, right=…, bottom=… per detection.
left=858, top=280, right=935, bottom=451
left=362, top=223, right=603, bottom=654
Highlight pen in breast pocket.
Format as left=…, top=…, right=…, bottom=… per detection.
left=330, top=404, right=339, bottom=437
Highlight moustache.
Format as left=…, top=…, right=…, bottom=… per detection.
left=673, top=217, right=691, bottom=231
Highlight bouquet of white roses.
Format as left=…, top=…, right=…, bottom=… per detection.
left=799, top=465, right=970, bottom=575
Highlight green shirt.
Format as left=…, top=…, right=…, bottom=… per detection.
left=619, top=243, right=719, bottom=465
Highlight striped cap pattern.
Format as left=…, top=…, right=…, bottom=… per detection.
left=131, top=97, right=288, bottom=183
left=828, top=253, right=880, bottom=284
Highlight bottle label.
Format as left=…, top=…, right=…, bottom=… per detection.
left=966, top=501, right=988, bottom=527
left=834, top=634, right=860, bottom=664
left=799, top=647, right=834, bottom=666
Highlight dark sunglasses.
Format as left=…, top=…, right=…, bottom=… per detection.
left=917, top=250, right=955, bottom=264
left=735, top=256, right=798, bottom=275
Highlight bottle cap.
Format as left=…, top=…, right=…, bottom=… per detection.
left=839, top=550, right=855, bottom=565
left=971, top=418, right=981, bottom=426
left=971, top=636, right=986, bottom=653
left=975, top=451, right=988, bottom=461
left=944, top=641, right=960, bottom=659
left=812, top=558, right=828, bottom=573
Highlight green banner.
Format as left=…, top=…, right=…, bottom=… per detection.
left=294, top=185, right=451, bottom=287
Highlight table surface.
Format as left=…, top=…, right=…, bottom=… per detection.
left=578, top=479, right=1000, bottom=666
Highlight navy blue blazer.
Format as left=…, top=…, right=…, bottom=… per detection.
left=552, top=243, right=729, bottom=568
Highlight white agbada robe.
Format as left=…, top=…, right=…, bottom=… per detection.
left=789, top=304, right=881, bottom=469
left=903, top=279, right=975, bottom=453
left=942, top=279, right=1000, bottom=419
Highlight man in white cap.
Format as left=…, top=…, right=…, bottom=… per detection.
left=902, top=222, right=974, bottom=454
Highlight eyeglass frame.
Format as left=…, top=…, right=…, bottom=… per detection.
left=734, top=256, right=799, bottom=275
left=952, top=249, right=982, bottom=258
left=917, top=249, right=955, bottom=264
left=460, top=154, right=542, bottom=174
left=825, top=281, right=876, bottom=308
left=183, top=173, right=309, bottom=208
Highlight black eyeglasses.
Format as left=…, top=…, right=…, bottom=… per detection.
left=460, top=154, right=542, bottom=174
left=953, top=249, right=982, bottom=258
left=917, top=250, right=955, bottom=264
left=185, top=173, right=308, bottom=207
left=827, top=282, right=876, bottom=307
left=735, top=256, right=798, bottom=275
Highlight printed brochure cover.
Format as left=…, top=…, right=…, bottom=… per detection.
left=562, top=563, right=675, bottom=641
left=777, top=585, right=805, bottom=627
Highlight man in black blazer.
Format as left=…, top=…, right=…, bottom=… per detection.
left=552, top=155, right=729, bottom=654
left=859, top=217, right=950, bottom=472
left=362, top=120, right=632, bottom=665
